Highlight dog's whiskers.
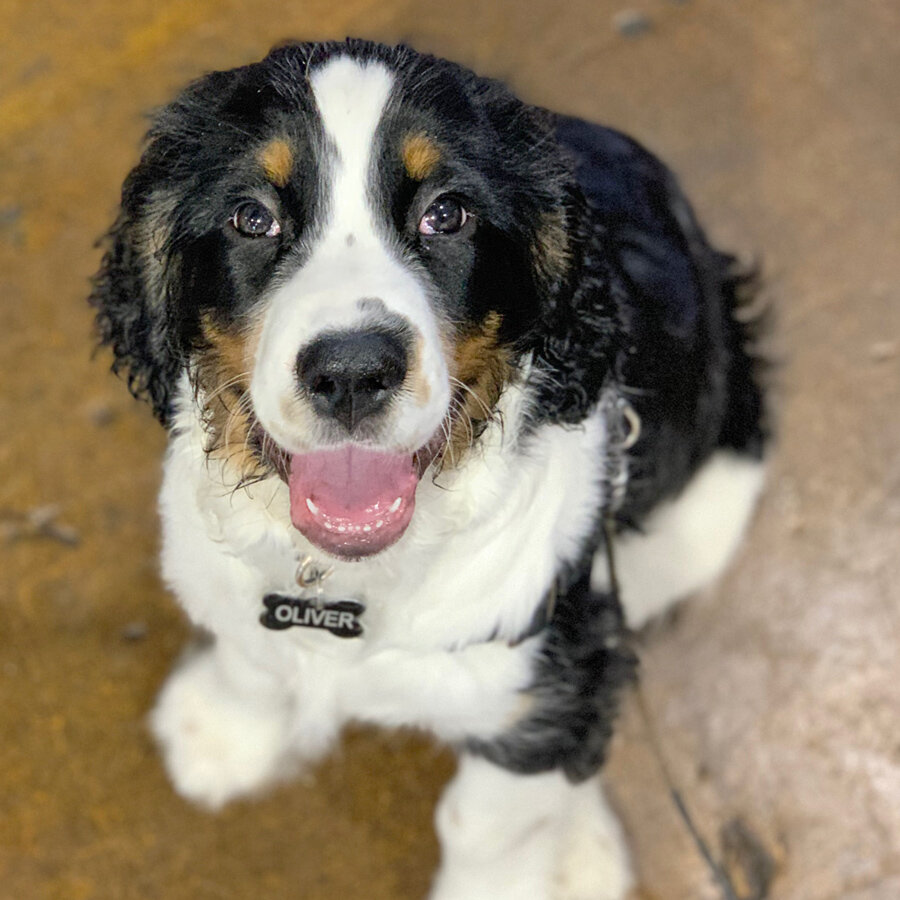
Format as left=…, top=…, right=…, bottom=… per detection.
left=451, top=395, right=476, bottom=451
left=449, top=376, right=495, bottom=422
left=203, top=371, right=252, bottom=412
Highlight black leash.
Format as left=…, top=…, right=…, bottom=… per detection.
left=602, top=517, right=742, bottom=900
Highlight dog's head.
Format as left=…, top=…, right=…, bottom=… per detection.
left=92, top=40, right=584, bottom=558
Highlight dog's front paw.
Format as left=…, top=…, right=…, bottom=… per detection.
left=149, top=647, right=293, bottom=810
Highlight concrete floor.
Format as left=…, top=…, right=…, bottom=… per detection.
left=1, top=1, right=898, bottom=897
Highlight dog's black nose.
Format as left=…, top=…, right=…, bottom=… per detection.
left=296, top=330, right=408, bottom=432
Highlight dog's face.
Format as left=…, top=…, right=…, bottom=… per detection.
left=93, top=40, right=579, bottom=558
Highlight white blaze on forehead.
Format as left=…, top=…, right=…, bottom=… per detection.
left=309, top=56, right=394, bottom=251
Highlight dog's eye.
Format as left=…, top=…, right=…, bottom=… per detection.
left=230, top=201, right=281, bottom=238
left=418, top=196, right=469, bottom=236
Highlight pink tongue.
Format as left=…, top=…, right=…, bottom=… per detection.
left=289, top=447, right=419, bottom=559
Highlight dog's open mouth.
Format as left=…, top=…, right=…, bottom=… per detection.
left=246, top=398, right=468, bottom=560
left=287, top=446, right=428, bottom=559
left=247, top=420, right=447, bottom=559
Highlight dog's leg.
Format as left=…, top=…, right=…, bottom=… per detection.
left=553, top=776, right=634, bottom=900
left=594, top=450, right=766, bottom=628
left=150, top=640, right=298, bottom=810
left=430, top=755, right=632, bottom=900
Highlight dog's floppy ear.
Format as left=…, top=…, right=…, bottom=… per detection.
left=515, top=122, right=585, bottom=324
left=90, top=63, right=281, bottom=425
left=90, top=65, right=250, bottom=426
left=521, top=130, right=623, bottom=425
left=90, top=169, right=187, bottom=425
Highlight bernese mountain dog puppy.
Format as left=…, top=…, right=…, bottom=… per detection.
left=91, top=39, right=767, bottom=899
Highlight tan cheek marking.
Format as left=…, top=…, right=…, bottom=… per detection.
left=195, top=313, right=266, bottom=474
left=402, top=133, right=441, bottom=181
left=259, top=139, right=294, bottom=188
left=453, top=312, right=503, bottom=382
left=443, top=312, right=512, bottom=467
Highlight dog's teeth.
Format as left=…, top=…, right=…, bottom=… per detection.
left=363, top=524, right=372, bottom=532
left=388, top=497, right=402, bottom=514
left=375, top=520, right=384, bottom=529
left=323, top=521, right=334, bottom=531
left=306, top=498, right=319, bottom=515
left=337, top=525, right=347, bottom=533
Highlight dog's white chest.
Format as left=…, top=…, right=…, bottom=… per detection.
left=159, top=386, right=609, bottom=657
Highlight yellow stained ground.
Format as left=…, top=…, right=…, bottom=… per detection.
left=2, top=2, right=899, bottom=898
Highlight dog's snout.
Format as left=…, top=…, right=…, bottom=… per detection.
left=296, top=329, right=408, bottom=432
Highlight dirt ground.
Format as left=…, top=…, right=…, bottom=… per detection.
left=1, top=1, right=898, bottom=898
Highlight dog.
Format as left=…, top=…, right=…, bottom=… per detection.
left=91, top=38, right=767, bottom=899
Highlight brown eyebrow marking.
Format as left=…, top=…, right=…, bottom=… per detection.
left=259, top=139, right=294, bottom=188
left=402, top=133, right=441, bottom=181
